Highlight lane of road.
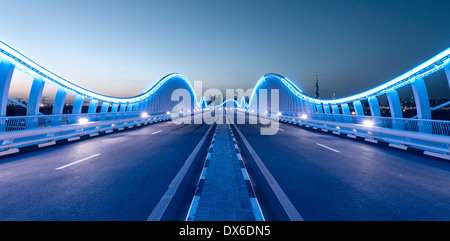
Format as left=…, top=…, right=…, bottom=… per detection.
left=0, top=118, right=209, bottom=221
left=232, top=112, right=450, bottom=220
left=2, top=110, right=450, bottom=221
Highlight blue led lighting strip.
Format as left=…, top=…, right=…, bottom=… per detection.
left=2, top=40, right=448, bottom=108
left=246, top=47, right=450, bottom=107
left=0, top=41, right=203, bottom=106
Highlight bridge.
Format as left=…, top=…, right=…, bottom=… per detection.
left=0, top=41, right=449, bottom=221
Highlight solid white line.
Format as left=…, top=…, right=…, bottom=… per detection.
left=185, top=195, right=201, bottom=221
left=316, top=143, right=340, bottom=153
left=152, top=130, right=162, bottom=135
left=56, top=153, right=101, bottom=170
left=250, top=198, right=264, bottom=221
left=147, top=124, right=214, bottom=221
left=233, top=123, right=304, bottom=221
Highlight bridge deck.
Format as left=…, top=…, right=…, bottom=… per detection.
left=186, top=122, right=261, bottom=221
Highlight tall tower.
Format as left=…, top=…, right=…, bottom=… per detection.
left=315, top=70, right=319, bottom=99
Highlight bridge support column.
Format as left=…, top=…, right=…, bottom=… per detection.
left=386, top=89, right=403, bottom=130
left=353, top=101, right=364, bottom=116
left=341, top=104, right=350, bottom=115
left=26, top=77, right=45, bottom=129
left=52, top=88, right=67, bottom=115
left=323, top=105, right=331, bottom=114
left=386, top=89, right=402, bottom=118
left=311, top=104, right=317, bottom=113
left=111, top=103, right=119, bottom=113
left=368, top=96, right=381, bottom=117
left=138, top=101, right=144, bottom=112
left=88, top=100, right=98, bottom=113
left=352, top=101, right=364, bottom=126
left=331, top=104, right=341, bottom=122
left=0, top=59, right=14, bottom=116
left=72, top=95, right=84, bottom=114
left=444, top=59, right=450, bottom=89
left=331, top=105, right=340, bottom=115
left=99, top=102, right=110, bottom=122
left=315, top=104, right=323, bottom=121
left=411, top=77, right=431, bottom=133
left=316, top=104, right=323, bottom=113
left=341, top=104, right=351, bottom=123
left=52, top=88, right=67, bottom=126
left=119, top=104, right=127, bottom=112
left=304, top=101, right=311, bottom=113
left=101, top=102, right=109, bottom=113
left=323, top=104, right=332, bottom=121
left=411, top=77, right=431, bottom=119
left=368, top=96, right=381, bottom=127
left=26, top=77, right=45, bottom=115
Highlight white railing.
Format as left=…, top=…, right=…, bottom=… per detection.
left=298, top=113, right=450, bottom=137
left=236, top=109, right=450, bottom=155
left=0, top=112, right=176, bottom=151
left=0, top=111, right=170, bottom=132
left=274, top=113, right=450, bottom=154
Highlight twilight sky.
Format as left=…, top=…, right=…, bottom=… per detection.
left=2, top=0, right=450, bottom=100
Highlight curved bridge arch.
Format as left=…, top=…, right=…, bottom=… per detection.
left=0, top=41, right=202, bottom=116
left=246, top=47, right=450, bottom=120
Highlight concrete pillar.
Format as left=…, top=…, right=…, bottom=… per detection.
left=88, top=99, right=98, bottom=113
left=119, top=103, right=127, bottom=112
left=316, top=104, right=323, bottom=113
left=101, top=102, right=109, bottom=113
left=323, top=105, right=331, bottom=114
left=331, top=104, right=341, bottom=123
left=311, top=103, right=317, bottom=113
left=386, top=89, right=403, bottom=118
left=52, top=88, right=67, bottom=114
left=331, top=105, right=340, bottom=115
left=111, top=103, right=119, bottom=112
left=368, top=96, right=381, bottom=117
left=0, top=59, right=14, bottom=116
left=72, top=95, right=84, bottom=114
left=411, top=77, right=431, bottom=119
left=444, top=59, right=450, bottom=89
left=353, top=101, right=364, bottom=116
left=341, top=103, right=351, bottom=115
left=26, top=77, right=45, bottom=115
left=411, top=77, right=432, bottom=133
left=138, top=101, right=144, bottom=112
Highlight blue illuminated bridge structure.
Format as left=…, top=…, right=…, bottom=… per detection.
left=0, top=41, right=450, bottom=221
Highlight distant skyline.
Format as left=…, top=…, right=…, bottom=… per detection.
left=2, top=0, right=450, bottom=101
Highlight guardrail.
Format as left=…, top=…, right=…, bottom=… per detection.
left=0, top=111, right=170, bottom=132
left=0, top=111, right=175, bottom=151
left=277, top=113, right=450, bottom=155
left=237, top=108, right=450, bottom=155
left=295, top=113, right=450, bottom=136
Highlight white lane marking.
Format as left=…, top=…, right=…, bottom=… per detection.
left=147, top=124, right=214, bottom=221
left=152, top=130, right=162, bottom=135
left=316, top=143, right=340, bottom=153
left=233, top=123, right=304, bottom=221
left=56, top=153, right=101, bottom=170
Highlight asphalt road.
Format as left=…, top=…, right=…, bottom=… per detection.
left=232, top=113, right=450, bottom=220
left=1, top=111, right=450, bottom=221
left=0, top=119, right=209, bottom=221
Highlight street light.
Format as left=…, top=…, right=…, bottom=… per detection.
left=79, top=118, right=89, bottom=124
left=363, top=120, right=374, bottom=127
